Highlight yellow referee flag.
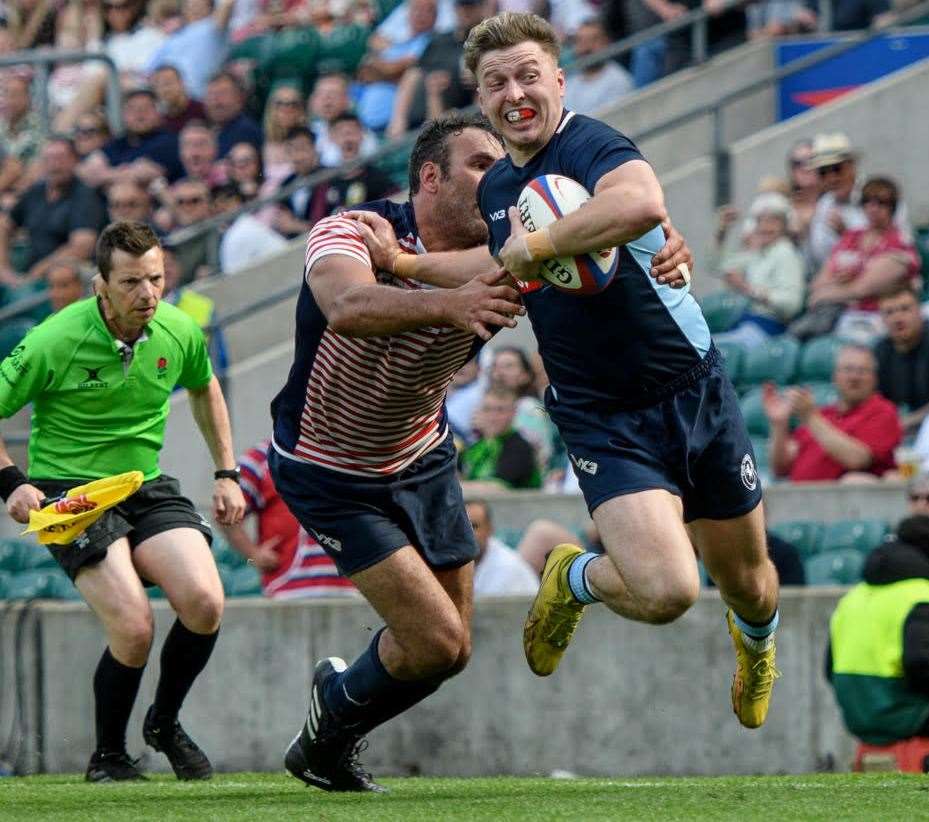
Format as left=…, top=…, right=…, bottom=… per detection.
left=22, top=471, right=144, bottom=545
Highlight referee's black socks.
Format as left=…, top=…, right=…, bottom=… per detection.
left=94, top=648, right=146, bottom=755
left=151, top=620, right=219, bottom=723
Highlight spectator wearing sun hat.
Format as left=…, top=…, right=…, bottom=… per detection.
left=806, top=132, right=911, bottom=272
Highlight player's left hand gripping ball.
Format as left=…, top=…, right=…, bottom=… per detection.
left=498, top=207, right=543, bottom=282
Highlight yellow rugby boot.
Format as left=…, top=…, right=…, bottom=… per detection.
left=727, top=609, right=780, bottom=729
left=523, top=544, right=589, bottom=676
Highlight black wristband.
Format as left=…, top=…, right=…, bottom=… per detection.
left=0, top=465, right=29, bottom=503
left=214, top=468, right=241, bottom=483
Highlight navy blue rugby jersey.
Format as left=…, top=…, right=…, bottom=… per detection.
left=477, top=110, right=712, bottom=410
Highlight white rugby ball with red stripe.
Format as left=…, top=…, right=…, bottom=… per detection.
left=517, top=174, right=618, bottom=295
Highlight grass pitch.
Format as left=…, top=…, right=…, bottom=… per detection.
left=1, top=773, right=926, bottom=821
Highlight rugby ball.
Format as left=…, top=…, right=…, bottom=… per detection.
left=517, top=175, right=618, bottom=295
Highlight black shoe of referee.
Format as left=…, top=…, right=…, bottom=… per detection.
left=284, top=656, right=386, bottom=793
left=143, top=706, right=213, bottom=780
left=85, top=751, right=147, bottom=782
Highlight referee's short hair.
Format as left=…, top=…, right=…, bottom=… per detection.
left=97, top=221, right=161, bottom=281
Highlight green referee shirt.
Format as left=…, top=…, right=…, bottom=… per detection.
left=0, top=297, right=213, bottom=481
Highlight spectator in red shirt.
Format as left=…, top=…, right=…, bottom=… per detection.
left=220, top=440, right=356, bottom=599
left=151, top=65, right=208, bottom=133
left=764, top=344, right=902, bottom=482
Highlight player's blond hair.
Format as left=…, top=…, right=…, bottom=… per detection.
left=463, top=12, right=561, bottom=77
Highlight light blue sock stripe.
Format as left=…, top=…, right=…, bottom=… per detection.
left=567, top=552, right=600, bottom=605
left=732, top=609, right=779, bottom=639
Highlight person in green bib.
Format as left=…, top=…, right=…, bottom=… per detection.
left=0, top=221, right=246, bottom=783
left=828, top=514, right=929, bottom=747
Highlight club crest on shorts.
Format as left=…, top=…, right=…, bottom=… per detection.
left=740, top=453, right=757, bottom=491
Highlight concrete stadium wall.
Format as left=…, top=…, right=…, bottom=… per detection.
left=600, top=41, right=776, bottom=175
left=730, top=57, right=929, bottom=229
left=6, top=588, right=856, bottom=777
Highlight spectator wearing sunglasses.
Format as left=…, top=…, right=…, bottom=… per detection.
left=806, top=175, right=920, bottom=342
left=806, top=132, right=911, bottom=272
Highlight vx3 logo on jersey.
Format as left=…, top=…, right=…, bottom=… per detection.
left=569, top=454, right=599, bottom=475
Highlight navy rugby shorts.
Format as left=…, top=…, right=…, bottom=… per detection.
left=269, top=433, right=478, bottom=576
left=550, top=361, right=763, bottom=522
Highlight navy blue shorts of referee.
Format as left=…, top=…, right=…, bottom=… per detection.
left=269, top=434, right=478, bottom=576
left=550, top=360, right=763, bottom=522
left=32, top=474, right=212, bottom=582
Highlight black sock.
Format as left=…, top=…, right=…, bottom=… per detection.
left=93, top=648, right=145, bottom=754
left=152, top=620, right=219, bottom=722
left=323, top=629, right=445, bottom=736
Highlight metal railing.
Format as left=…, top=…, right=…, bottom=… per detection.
left=632, top=0, right=929, bottom=206
left=0, top=48, right=122, bottom=137
left=163, top=0, right=770, bottom=260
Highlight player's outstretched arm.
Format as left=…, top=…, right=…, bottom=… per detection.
left=188, top=376, right=246, bottom=526
left=344, top=210, right=498, bottom=288
left=312, top=252, right=523, bottom=341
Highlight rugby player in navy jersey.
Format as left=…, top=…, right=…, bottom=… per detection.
left=473, top=11, right=779, bottom=730
left=270, top=112, right=693, bottom=793
left=353, top=13, right=781, bottom=732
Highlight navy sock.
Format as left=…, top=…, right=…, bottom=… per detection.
left=153, top=620, right=219, bottom=721
left=94, top=648, right=145, bottom=754
left=323, top=630, right=443, bottom=736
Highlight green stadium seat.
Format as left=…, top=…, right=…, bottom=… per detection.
left=213, top=539, right=247, bottom=569
left=0, top=318, right=36, bottom=360
left=0, top=539, right=29, bottom=572
left=0, top=570, right=10, bottom=598
left=700, top=291, right=750, bottom=334
left=224, top=565, right=262, bottom=597
left=807, top=381, right=839, bottom=407
left=713, top=338, right=744, bottom=383
left=768, top=520, right=824, bottom=559
left=17, top=544, right=58, bottom=571
left=47, top=573, right=82, bottom=601
left=739, top=336, right=800, bottom=388
left=820, top=519, right=890, bottom=555
left=797, top=336, right=845, bottom=384
left=804, top=549, right=866, bottom=586
left=148, top=586, right=168, bottom=599
left=495, top=527, right=524, bottom=549
left=740, top=387, right=769, bottom=437
left=4, top=570, right=58, bottom=599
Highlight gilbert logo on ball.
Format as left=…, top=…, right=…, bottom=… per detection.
left=517, top=175, right=618, bottom=295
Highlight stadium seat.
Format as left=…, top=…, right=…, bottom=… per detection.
left=0, top=317, right=36, bottom=360
left=0, top=539, right=29, bottom=572
left=820, top=519, right=890, bottom=555
left=740, top=387, right=769, bottom=437
left=750, top=437, right=770, bottom=483
left=739, top=336, right=800, bottom=388
left=213, top=540, right=247, bottom=569
left=700, top=291, right=749, bottom=334
left=854, top=737, right=929, bottom=773
left=496, top=527, right=524, bottom=549
left=47, top=573, right=82, bottom=601
left=16, top=544, right=58, bottom=571
left=224, top=566, right=262, bottom=597
left=807, top=381, right=839, bottom=407
left=768, top=520, right=825, bottom=559
left=797, top=336, right=845, bottom=384
left=0, top=570, right=10, bottom=598
left=713, top=338, right=744, bottom=383
left=804, top=549, right=866, bottom=586
left=148, top=586, right=167, bottom=600
left=4, top=570, right=58, bottom=599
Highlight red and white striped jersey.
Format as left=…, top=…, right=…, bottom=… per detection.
left=271, top=200, right=480, bottom=477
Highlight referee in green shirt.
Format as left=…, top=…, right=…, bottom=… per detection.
left=0, top=222, right=246, bottom=782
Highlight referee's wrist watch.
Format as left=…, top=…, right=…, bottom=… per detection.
left=214, top=468, right=241, bottom=483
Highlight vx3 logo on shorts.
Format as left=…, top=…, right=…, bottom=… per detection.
left=569, top=453, right=599, bottom=476
left=310, top=529, right=342, bottom=552
left=490, top=210, right=507, bottom=221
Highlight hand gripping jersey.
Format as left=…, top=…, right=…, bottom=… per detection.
left=271, top=200, right=482, bottom=477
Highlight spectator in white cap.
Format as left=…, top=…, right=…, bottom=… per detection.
left=712, top=190, right=806, bottom=348
left=806, top=132, right=911, bottom=272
